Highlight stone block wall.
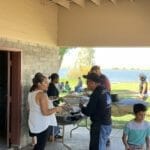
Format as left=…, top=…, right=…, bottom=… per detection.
left=21, top=42, right=61, bottom=147
left=0, top=38, right=61, bottom=147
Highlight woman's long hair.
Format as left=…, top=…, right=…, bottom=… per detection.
left=30, top=72, right=46, bottom=92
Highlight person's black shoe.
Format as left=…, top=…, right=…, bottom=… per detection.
left=55, top=135, right=63, bottom=139
left=106, top=139, right=111, bottom=147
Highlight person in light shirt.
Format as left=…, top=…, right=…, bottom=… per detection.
left=75, top=77, right=83, bottom=93
left=122, top=103, right=150, bottom=150
left=28, top=72, right=63, bottom=150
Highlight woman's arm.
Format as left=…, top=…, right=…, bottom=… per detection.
left=37, top=92, right=62, bottom=116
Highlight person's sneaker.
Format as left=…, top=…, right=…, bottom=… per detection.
left=106, top=139, right=111, bottom=147
left=55, top=135, right=63, bottom=139
left=48, top=136, right=55, bottom=142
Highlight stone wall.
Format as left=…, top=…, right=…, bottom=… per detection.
left=21, top=42, right=61, bottom=147
left=0, top=38, right=61, bottom=147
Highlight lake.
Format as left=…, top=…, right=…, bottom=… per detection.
left=59, top=68, right=150, bottom=83
left=102, top=69, right=150, bottom=83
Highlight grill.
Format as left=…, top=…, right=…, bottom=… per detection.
left=56, top=113, right=83, bottom=125
left=56, top=95, right=89, bottom=125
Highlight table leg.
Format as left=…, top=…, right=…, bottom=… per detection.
left=85, top=118, right=90, bottom=130
left=70, top=117, right=90, bottom=138
left=52, top=126, right=55, bottom=142
left=62, top=125, right=71, bottom=150
left=70, top=125, right=78, bottom=138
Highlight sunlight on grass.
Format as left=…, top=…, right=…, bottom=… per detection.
left=112, top=114, right=134, bottom=128
left=112, top=95, right=150, bottom=128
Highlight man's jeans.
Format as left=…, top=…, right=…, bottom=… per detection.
left=90, top=123, right=111, bottom=150
left=99, top=125, right=112, bottom=150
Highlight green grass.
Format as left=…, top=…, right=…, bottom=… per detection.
left=60, top=79, right=150, bottom=129
left=111, top=82, right=150, bottom=128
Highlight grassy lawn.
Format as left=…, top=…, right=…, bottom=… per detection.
left=111, top=82, right=150, bottom=128
left=60, top=79, right=150, bottom=129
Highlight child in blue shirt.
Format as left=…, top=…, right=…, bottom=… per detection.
left=122, top=103, right=150, bottom=150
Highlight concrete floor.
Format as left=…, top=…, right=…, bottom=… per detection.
left=22, top=125, right=125, bottom=150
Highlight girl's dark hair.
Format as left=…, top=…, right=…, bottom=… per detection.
left=48, top=73, right=59, bottom=81
left=133, top=103, right=147, bottom=114
left=30, top=72, right=46, bottom=92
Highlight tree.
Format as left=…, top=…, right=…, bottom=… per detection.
left=57, top=47, right=70, bottom=67
left=68, top=48, right=95, bottom=77
left=59, top=47, right=70, bottom=60
left=75, top=47, right=94, bottom=68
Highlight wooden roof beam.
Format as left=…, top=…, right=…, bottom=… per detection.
left=41, top=0, right=54, bottom=5
left=90, top=0, right=100, bottom=6
left=52, top=0, right=70, bottom=9
left=72, top=0, right=85, bottom=7
left=110, top=0, right=117, bottom=5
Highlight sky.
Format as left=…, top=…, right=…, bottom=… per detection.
left=94, top=47, right=150, bottom=69
left=61, top=47, right=150, bottom=69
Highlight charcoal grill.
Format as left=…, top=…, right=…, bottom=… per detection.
left=56, top=114, right=83, bottom=125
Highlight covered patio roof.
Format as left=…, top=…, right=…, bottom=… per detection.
left=47, top=0, right=134, bottom=9
left=42, top=0, right=150, bottom=46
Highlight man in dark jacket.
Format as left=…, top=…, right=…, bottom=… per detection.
left=80, top=73, right=112, bottom=150
left=89, top=65, right=111, bottom=146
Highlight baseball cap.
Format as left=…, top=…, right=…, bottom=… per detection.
left=83, top=72, right=101, bottom=83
